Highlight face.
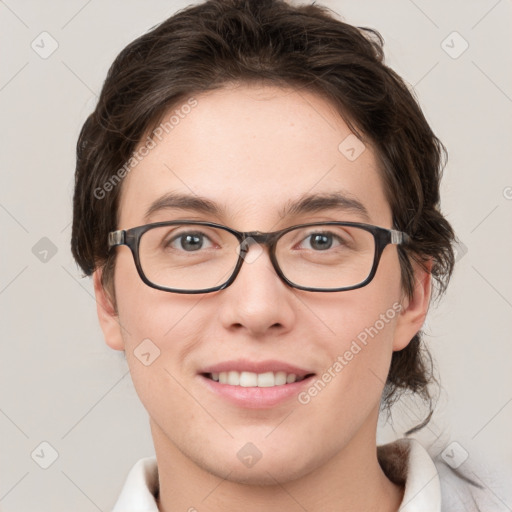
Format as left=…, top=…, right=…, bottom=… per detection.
left=95, top=83, right=428, bottom=485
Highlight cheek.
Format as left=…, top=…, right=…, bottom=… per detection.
left=305, top=293, right=401, bottom=392
left=307, top=250, right=403, bottom=358
left=298, top=251, right=404, bottom=412
left=113, top=248, right=207, bottom=344
left=112, top=254, right=214, bottom=409
left=292, top=299, right=401, bottom=460
left=114, top=281, right=214, bottom=431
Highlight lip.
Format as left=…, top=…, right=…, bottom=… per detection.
left=198, top=359, right=316, bottom=409
left=199, top=359, right=313, bottom=378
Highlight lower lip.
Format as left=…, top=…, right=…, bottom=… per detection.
left=198, top=374, right=315, bottom=409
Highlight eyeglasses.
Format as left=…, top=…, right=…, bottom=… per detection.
left=108, top=221, right=410, bottom=294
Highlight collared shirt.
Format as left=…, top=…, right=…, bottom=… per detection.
left=111, top=438, right=506, bottom=511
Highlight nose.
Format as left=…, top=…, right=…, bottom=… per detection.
left=217, top=243, right=296, bottom=337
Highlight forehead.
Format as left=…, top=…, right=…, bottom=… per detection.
left=118, top=83, right=391, bottom=229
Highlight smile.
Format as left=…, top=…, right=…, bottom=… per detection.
left=204, top=370, right=312, bottom=387
left=198, top=360, right=316, bottom=408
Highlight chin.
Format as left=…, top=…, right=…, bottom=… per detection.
left=223, top=470, right=288, bottom=486
left=198, top=449, right=318, bottom=486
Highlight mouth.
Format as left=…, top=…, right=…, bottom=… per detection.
left=202, top=370, right=315, bottom=387
left=197, top=360, right=316, bottom=408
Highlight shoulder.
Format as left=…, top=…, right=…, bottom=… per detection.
left=114, top=442, right=509, bottom=512
left=111, top=456, right=159, bottom=512
left=378, top=438, right=510, bottom=512
left=432, top=449, right=510, bottom=512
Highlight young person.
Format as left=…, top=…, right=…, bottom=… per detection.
left=71, top=1, right=504, bottom=510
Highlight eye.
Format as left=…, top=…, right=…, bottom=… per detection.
left=301, top=232, right=342, bottom=251
left=167, top=231, right=213, bottom=252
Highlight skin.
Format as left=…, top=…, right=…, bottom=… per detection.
left=93, top=83, right=431, bottom=512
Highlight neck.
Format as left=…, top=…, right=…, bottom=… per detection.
left=151, top=411, right=404, bottom=512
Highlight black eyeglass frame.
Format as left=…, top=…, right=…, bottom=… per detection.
left=108, top=220, right=410, bottom=294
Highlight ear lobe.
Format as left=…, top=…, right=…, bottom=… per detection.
left=392, top=259, right=433, bottom=352
left=92, top=269, right=125, bottom=351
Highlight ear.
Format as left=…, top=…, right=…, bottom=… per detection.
left=393, top=258, right=433, bottom=351
left=92, top=268, right=125, bottom=351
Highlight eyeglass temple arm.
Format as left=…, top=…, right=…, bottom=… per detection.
left=108, top=230, right=125, bottom=248
left=390, top=230, right=410, bottom=245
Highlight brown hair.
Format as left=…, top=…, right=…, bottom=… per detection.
left=71, top=0, right=455, bottom=428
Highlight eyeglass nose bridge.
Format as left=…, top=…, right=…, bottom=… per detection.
left=238, top=231, right=280, bottom=253
left=233, top=231, right=287, bottom=289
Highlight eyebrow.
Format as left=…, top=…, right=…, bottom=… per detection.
left=280, top=192, right=371, bottom=222
left=143, top=191, right=370, bottom=223
left=144, top=193, right=221, bottom=222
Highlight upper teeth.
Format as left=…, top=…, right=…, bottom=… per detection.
left=210, top=371, right=303, bottom=387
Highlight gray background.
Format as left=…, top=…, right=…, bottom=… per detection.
left=1, top=0, right=511, bottom=510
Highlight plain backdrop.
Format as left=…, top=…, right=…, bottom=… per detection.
left=1, top=1, right=511, bottom=510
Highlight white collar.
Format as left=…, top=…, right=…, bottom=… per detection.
left=379, top=438, right=441, bottom=511
left=112, top=438, right=441, bottom=512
